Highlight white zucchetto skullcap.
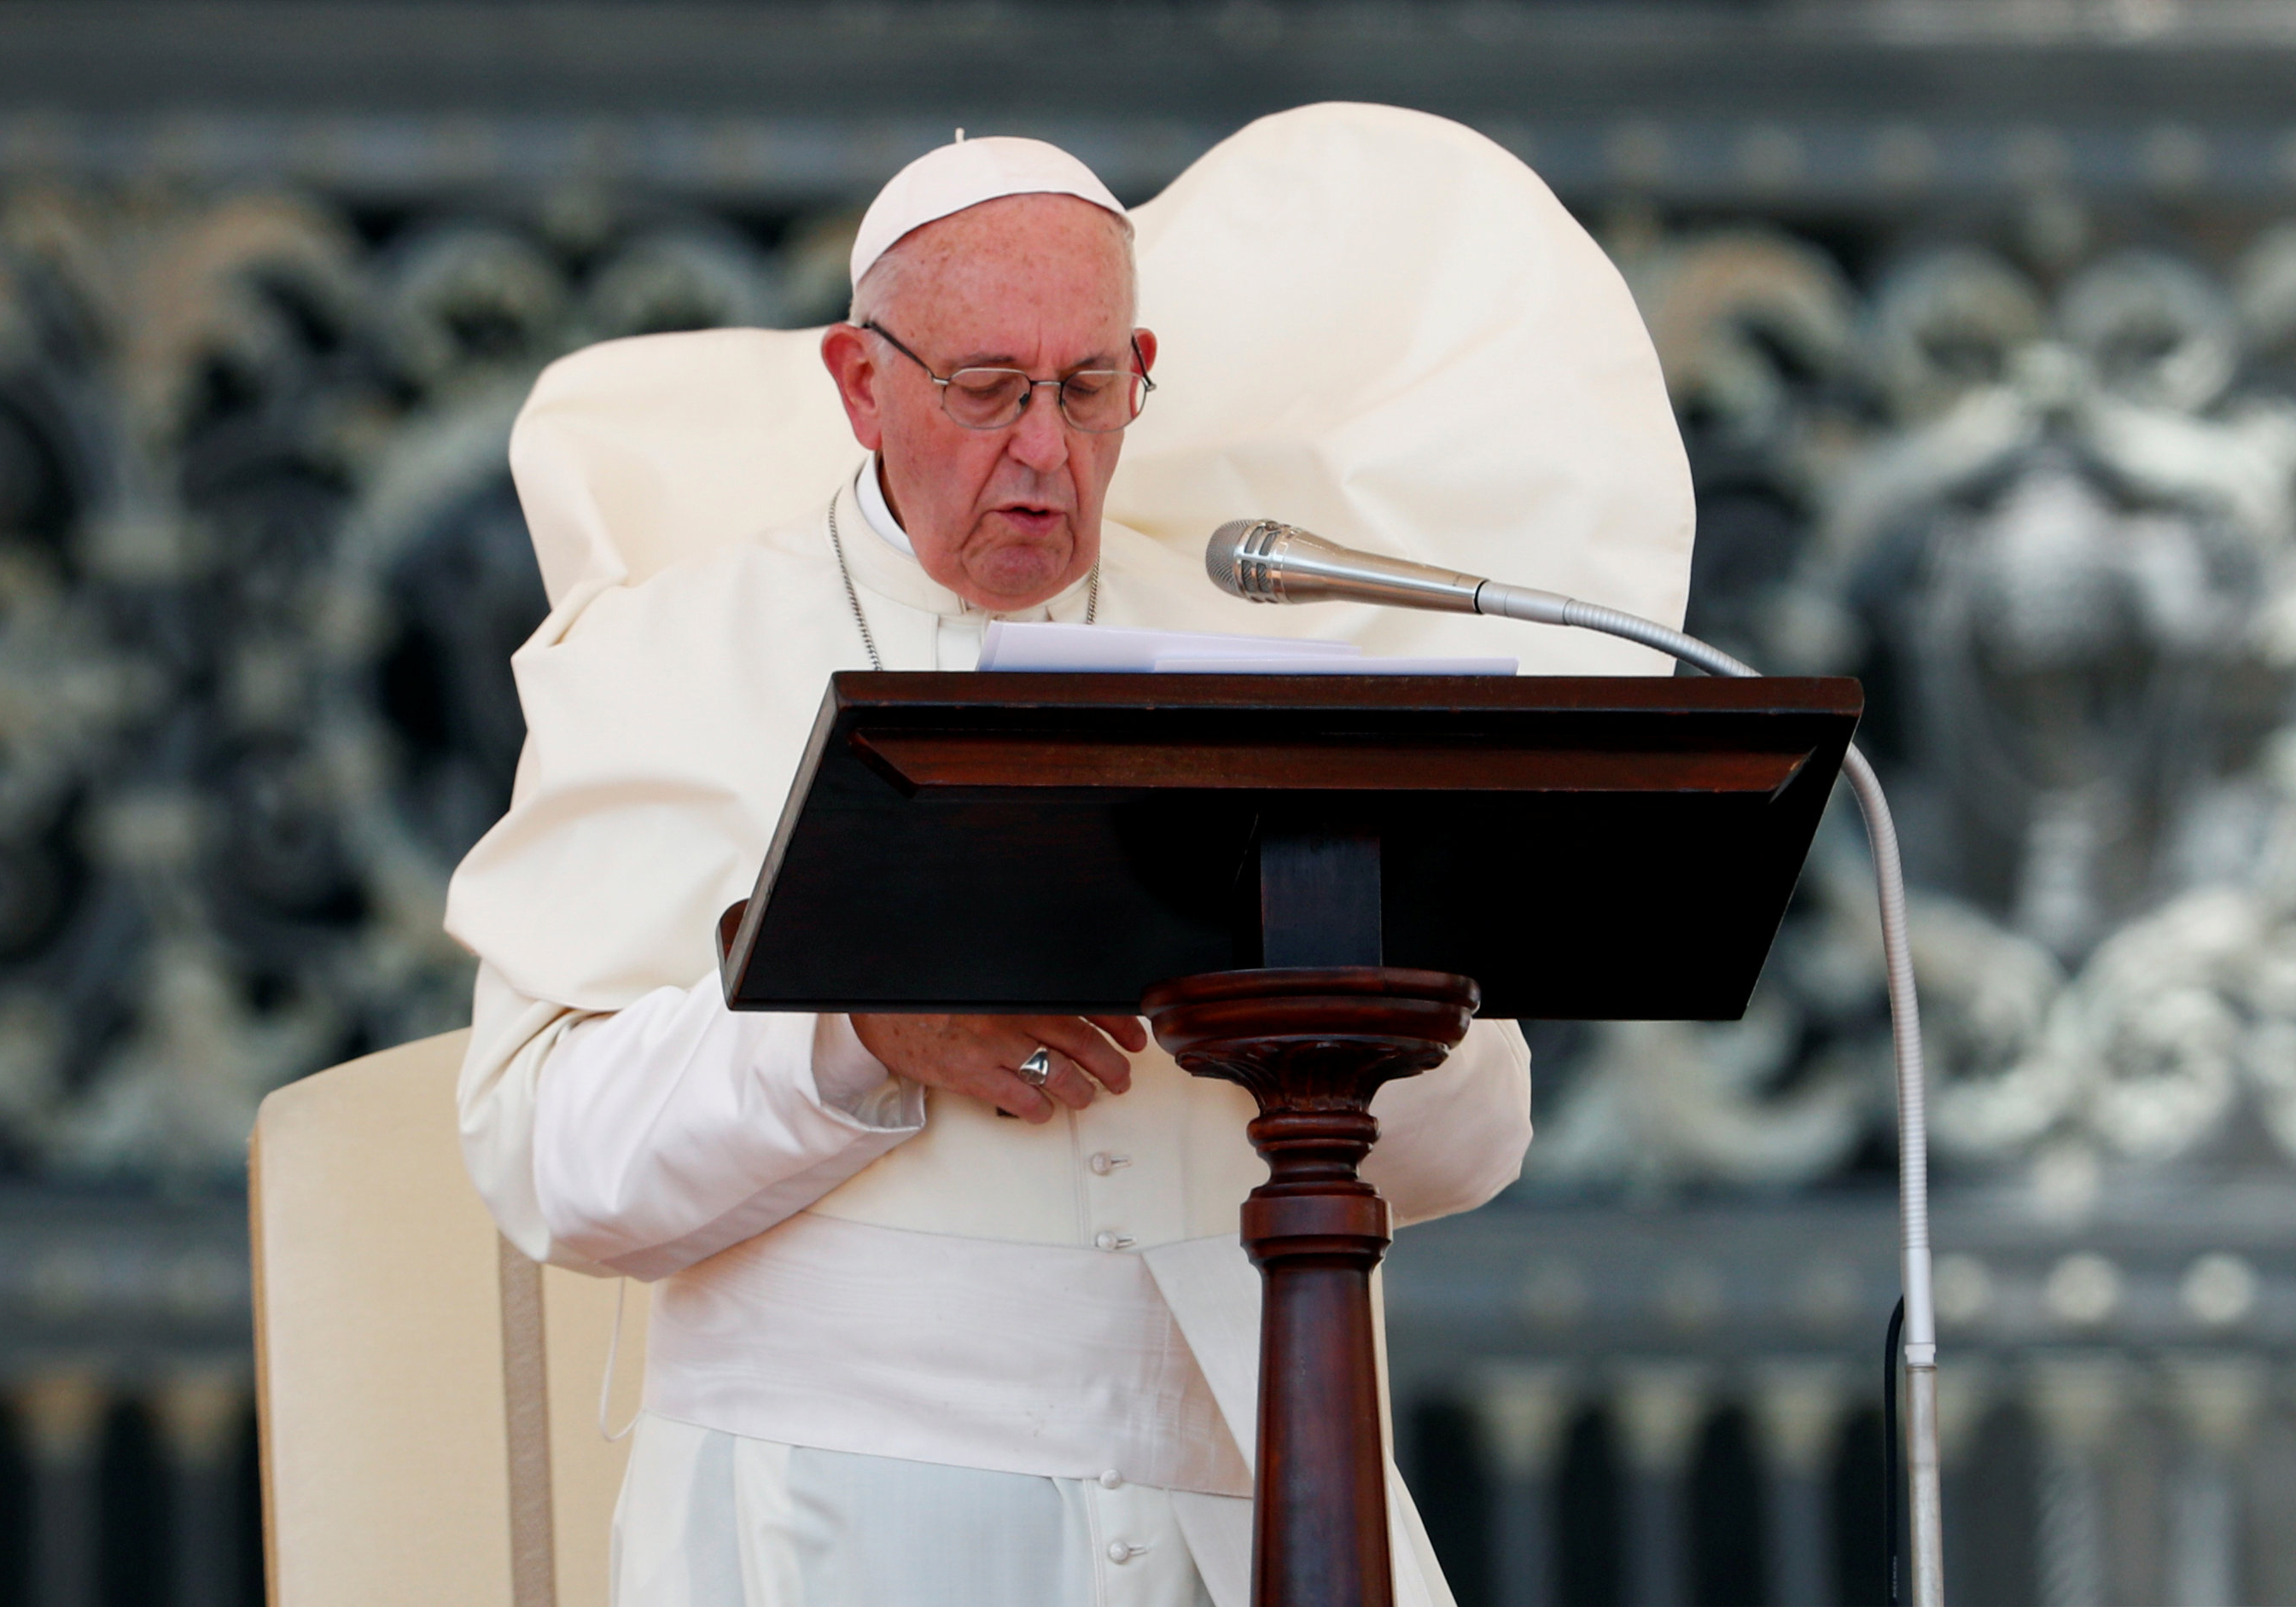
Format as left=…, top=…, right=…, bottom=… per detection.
left=848, top=134, right=1128, bottom=288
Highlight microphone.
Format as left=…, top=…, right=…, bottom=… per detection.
left=1205, top=519, right=1570, bottom=625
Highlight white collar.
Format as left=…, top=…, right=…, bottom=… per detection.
left=857, top=452, right=915, bottom=558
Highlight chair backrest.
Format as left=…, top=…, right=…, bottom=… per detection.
left=508, top=103, right=1692, bottom=676
left=251, top=1032, right=646, bottom=1607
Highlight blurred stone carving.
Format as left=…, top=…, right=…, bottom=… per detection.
left=1530, top=224, right=2296, bottom=1191
left=5, top=183, right=2295, bottom=1197
left=0, top=183, right=781, bottom=1184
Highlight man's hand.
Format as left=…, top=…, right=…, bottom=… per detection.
left=848, top=1014, right=1149, bottom=1123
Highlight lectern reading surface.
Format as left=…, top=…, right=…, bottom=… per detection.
left=714, top=670, right=1861, bottom=1607
left=718, top=672, right=1861, bottom=1021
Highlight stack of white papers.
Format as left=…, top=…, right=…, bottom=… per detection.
left=978, top=622, right=1515, bottom=677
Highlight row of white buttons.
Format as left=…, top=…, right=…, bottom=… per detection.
left=1094, top=1465, right=1145, bottom=1569
left=1089, top=1152, right=1135, bottom=1255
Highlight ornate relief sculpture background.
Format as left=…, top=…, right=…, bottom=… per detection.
left=0, top=192, right=844, bottom=1184
left=1532, top=220, right=2296, bottom=1200
left=14, top=194, right=2288, bottom=1202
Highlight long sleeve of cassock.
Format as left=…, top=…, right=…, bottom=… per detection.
left=458, top=961, right=926, bottom=1279
left=1361, top=1018, right=1533, bottom=1228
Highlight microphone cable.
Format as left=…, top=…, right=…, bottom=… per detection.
left=1885, top=1295, right=1907, bottom=1607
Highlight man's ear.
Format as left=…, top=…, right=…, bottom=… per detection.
left=820, top=323, right=885, bottom=452
left=1133, top=328, right=1158, bottom=375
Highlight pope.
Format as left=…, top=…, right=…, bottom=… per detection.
left=447, top=133, right=1536, bottom=1607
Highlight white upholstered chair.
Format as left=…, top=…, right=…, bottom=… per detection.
left=250, top=1033, right=645, bottom=1607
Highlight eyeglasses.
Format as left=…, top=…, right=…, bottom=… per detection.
left=861, top=320, right=1154, bottom=434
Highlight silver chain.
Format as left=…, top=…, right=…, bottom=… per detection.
left=828, top=492, right=1098, bottom=673
left=826, top=494, right=884, bottom=671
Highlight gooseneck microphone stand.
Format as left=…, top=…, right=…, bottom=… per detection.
left=1210, top=520, right=1945, bottom=1607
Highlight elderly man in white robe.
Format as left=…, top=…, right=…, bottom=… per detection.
left=448, top=135, right=1536, bottom=1607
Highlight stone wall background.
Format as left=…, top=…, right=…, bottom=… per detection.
left=0, top=188, right=862, bottom=1188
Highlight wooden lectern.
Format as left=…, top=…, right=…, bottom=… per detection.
left=720, top=671, right=1861, bottom=1607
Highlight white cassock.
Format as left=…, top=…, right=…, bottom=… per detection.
left=443, top=103, right=1696, bottom=1607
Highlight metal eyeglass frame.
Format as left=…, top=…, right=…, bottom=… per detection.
left=860, top=319, right=1155, bottom=433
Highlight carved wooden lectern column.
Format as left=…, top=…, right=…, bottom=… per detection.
left=1143, top=965, right=1477, bottom=1607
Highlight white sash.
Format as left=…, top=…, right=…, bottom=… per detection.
left=643, top=1211, right=1251, bottom=1499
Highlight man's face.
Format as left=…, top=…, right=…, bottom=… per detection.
left=822, top=194, right=1156, bottom=611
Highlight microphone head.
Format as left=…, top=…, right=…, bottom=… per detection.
left=1205, top=519, right=1294, bottom=603
left=1205, top=520, right=1258, bottom=599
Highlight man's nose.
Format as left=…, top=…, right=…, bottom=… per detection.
left=1006, top=387, right=1070, bottom=473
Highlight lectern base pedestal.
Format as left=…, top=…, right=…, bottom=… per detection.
left=1140, top=967, right=1480, bottom=1607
